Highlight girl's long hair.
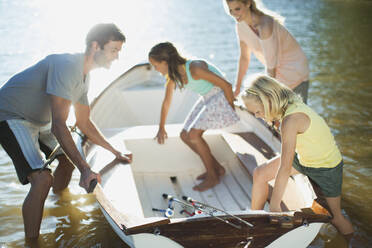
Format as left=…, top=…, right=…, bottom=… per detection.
left=242, top=75, right=301, bottom=121
left=148, top=42, right=187, bottom=89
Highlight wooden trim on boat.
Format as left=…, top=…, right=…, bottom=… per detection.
left=234, top=132, right=277, bottom=160
left=122, top=211, right=330, bottom=248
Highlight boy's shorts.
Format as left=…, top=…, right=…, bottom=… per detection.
left=0, top=119, right=64, bottom=184
left=292, top=154, right=343, bottom=197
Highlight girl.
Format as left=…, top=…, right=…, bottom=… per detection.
left=225, top=0, right=310, bottom=103
left=241, top=75, right=354, bottom=238
left=148, top=42, right=239, bottom=192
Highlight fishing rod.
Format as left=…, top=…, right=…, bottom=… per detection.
left=162, top=193, right=242, bottom=229
left=182, top=195, right=254, bottom=228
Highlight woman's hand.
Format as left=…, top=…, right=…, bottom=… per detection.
left=233, top=87, right=241, bottom=98
left=155, top=127, right=168, bottom=144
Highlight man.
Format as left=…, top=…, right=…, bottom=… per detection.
left=0, top=23, right=132, bottom=239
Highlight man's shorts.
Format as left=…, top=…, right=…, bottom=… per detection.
left=0, top=119, right=63, bottom=184
left=292, top=154, right=343, bottom=197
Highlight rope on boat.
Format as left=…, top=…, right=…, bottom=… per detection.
left=162, top=193, right=244, bottom=230
left=182, top=195, right=254, bottom=228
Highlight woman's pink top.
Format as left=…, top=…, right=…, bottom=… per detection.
left=236, top=19, right=309, bottom=88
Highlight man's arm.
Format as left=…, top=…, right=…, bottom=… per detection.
left=50, top=95, right=100, bottom=191
left=74, top=102, right=132, bottom=162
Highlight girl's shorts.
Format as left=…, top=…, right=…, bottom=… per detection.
left=292, top=154, right=343, bottom=197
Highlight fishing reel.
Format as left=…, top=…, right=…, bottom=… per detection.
left=152, top=207, right=175, bottom=218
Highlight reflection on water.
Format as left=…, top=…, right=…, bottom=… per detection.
left=308, top=1, right=372, bottom=247
left=0, top=0, right=371, bottom=247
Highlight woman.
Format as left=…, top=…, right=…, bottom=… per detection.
left=148, top=42, right=239, bottom=192
left=225, top=0, right=310, bottom=103
left=241, top=74, right=354, bottom=239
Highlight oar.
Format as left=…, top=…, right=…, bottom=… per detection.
left=162, top=193, right=243, bottom=229
left=182, top=195, right=254, bottom=228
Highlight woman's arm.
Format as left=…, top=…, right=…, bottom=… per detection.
left=235, top=41, right=251, bottom=97
left=156, top=80, right=175, bottom=144
left=190, top=61, right=234, bottom=109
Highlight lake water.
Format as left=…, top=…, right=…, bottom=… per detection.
left=0, top=0, right=371, bottom=247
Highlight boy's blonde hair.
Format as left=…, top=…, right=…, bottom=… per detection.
left=242, top=75, right=301, bottom=121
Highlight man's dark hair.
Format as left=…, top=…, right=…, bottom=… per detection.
left=85, top=23, right=126, bottom=51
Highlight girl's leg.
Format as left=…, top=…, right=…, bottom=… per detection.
left=180, top=130, right=225, bottom=180
left=325, top=196, right=354, bottom=237
left=251, top=156, right=300, bottom=210
left=182, top=128, right=220, bottom=191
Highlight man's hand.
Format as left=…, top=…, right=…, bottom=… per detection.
left=79, top=167, right=101, bottom=193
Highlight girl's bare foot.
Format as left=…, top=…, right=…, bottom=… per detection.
left=193, top=173, right=220, bottom=192
left=196, top=164, right=226, bottom=180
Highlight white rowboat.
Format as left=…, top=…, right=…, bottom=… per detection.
left=78, top=63, right=331, bottom=248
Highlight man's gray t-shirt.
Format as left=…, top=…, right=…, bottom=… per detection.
left=0, top=53, right=89, bottom=125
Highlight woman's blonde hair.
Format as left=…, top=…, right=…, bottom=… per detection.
left=242, top=75, right=301, bottom=121
left=223, top=0, right=285, bottom=24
